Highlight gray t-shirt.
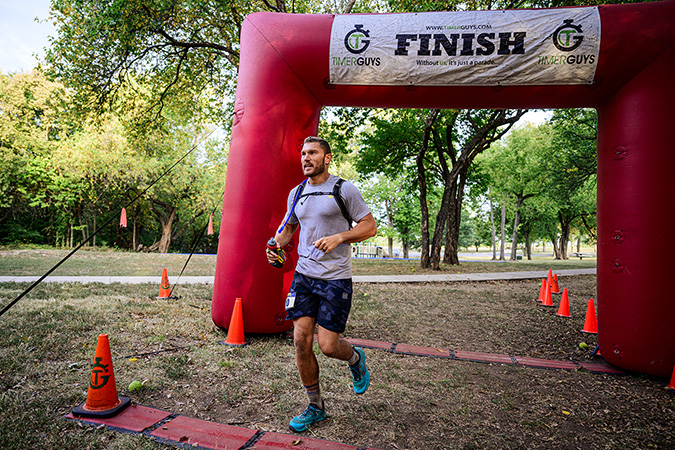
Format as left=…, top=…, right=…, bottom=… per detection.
left=284, top=174, right=371, bottom=280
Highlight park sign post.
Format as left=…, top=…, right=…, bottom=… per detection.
left=329, top=8, right=600, bottom=86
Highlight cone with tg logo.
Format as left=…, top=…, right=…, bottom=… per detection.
left=72, top=334, right=131, bottom=418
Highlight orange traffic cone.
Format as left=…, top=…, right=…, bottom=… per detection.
left=551, top=273, right=560, bottom=294
left=224, top=298, right=247, bottom=346
left=580, top=298, right=598, bottom=333
left=207, top=213, right=214, bottom=235
left=157, top=268, right=177, bottom=299
left=541, top=280, right=555, bottom=307
left=536, top=279, right=546, bottom=302
left=667, top=365, right=675, bottom=390
left=72, top=334, right=130, bottom=418
left=546, top=269, right=553, bottom=292
left=555, top=288, right=572, bottom=317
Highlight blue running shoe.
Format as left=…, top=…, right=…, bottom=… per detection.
left=350, top=347, right=370, bottom=394
left=288, top=402, right=327, bottom=432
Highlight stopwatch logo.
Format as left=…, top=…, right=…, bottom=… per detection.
left=344, top=24, right=370, bottom=54
left=553, top=19, right=584, bottom=52
left=89, top=357, right=111, bottom=390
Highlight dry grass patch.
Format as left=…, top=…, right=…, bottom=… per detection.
left=1, top=258, right=673, bottom=450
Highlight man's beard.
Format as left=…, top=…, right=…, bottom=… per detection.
left=305, top=161, right=326, bottom=178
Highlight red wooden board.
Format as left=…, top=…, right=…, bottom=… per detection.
left=394, top=343, right=452, bottom=358
left=253, top=432, right=358, bottom=449
left=150, top=415, right=257, bottom=449
left=345, top=337, right=394, bottom=350
left=454, top=351, right=514, bottom=364
left=514, top=356, right=579, bottom=370
left=66, top=404, right=171, bottom=432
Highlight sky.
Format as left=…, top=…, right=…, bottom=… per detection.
left=0, top=0, right=54, bottom=74
left=0, top=1, right=550, bottom=123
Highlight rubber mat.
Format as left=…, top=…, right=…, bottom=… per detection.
left=67, top=405, right=380, bottom=450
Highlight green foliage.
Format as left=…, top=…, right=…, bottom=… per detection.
left=45, top=0, right=253, bottom=125
left=0, top=69, right=227, bottom=252
left=474, top=109, right=598, bottom=258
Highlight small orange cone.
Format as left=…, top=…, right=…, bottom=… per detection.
left=541, top=280, right=555, bottom=307
left=207, top=213, right=214, bottom=235
left=546, top=269, right=553, bottom=292
left=667, top=365, right=675, bottom=390
left=224, top=298, right=247, bottom=346
left=580, top=298, right=598, bottom=333
left=157, top=268, right=177, bottom=299
left=555, top=288, right=572, bottom=317
left=73, top=334, right=130, bottom=418
left=551, top=273, right=560, bottom=294
left=536, top=279, right=546, bottom=302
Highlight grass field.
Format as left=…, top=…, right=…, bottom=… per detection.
left=2, top=249, right=672, bottom=450
left=0, top=247, right=596, bottom=277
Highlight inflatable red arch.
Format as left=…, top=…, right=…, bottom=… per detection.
left=213, top=2, right=675, bottom=377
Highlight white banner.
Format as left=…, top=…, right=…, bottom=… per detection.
left=329, top=8, right=600, bottom=86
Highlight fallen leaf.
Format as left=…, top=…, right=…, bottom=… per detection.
left=562, top=410, right=571, bottom=416
left=292, top=439, right=302, bottom=445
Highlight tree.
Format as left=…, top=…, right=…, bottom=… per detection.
left=357, top=108, right=525, bottom=269
left=45, top=0, right=376, bottom=128
left=542, top=109, right=597, bottom=259
left=477, top=125, right=546, bottom=260
left=0, top=70, right=71, bottom=244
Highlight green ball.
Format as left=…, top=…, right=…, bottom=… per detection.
left=128, top=380, right=143, bottom=392
left=579, top=342, right=589, bottom=350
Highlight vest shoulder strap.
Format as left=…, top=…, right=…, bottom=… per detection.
left=295, top=178, right=353, bottom=229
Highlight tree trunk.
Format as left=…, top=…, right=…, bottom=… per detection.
left=489, top=191, right=497, bottom=261
left=385, top=198, right=394, bottom=258
left=92, top=211, right=97, bottom=248
left=416, top=109, right=439, bottom=269
left=133, top=215, right=137, bottom=251
left=431, top=183, right=453, bottom=269
left=550, top=235, right=561, bottom=260
left=558, top=212, right=572, bottom=260
left=509, top=198, right=522, bottom=261
left=524, top=231, right=532, bottom=260
left=148, top=199, right=177, bottom=253
left=559, top=226, right=570, bottom=260
left=509, top=193, right=533, bottom=261
left=77, top=207, right=86, bottom=244
left=499, top=199, right=506, bottom=261
left=158, top=214, right=175, bottom=253
left=442, top=167, right=466, bottom=267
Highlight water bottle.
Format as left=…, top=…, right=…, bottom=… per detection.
left=267, top=238, right=286, bottom=268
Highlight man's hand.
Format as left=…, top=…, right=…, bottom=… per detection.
left=266, top=246, right=279, bottom=264
left=312, top=213, right=377, bottom=254
left=312, top=235, right=345, bottom=254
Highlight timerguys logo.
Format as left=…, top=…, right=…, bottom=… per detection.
left=89, top=357, right=111, bottom=389
left=344, top=25, right=370, bottom=54
left=553, top=19, right=584, bottom=51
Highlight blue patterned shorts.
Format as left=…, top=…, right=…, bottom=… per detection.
left=286, top=272, right=353, bottom=333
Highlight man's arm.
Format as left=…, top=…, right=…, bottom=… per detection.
left=274, top=222, right=298, bottom=247
left=312, top=213, right=377, bottom=254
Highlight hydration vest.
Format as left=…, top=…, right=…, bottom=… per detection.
left=294, top=178, right=354, bottom=229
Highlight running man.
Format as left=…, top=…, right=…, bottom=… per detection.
left=267, top=136, right=377, bottom=432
